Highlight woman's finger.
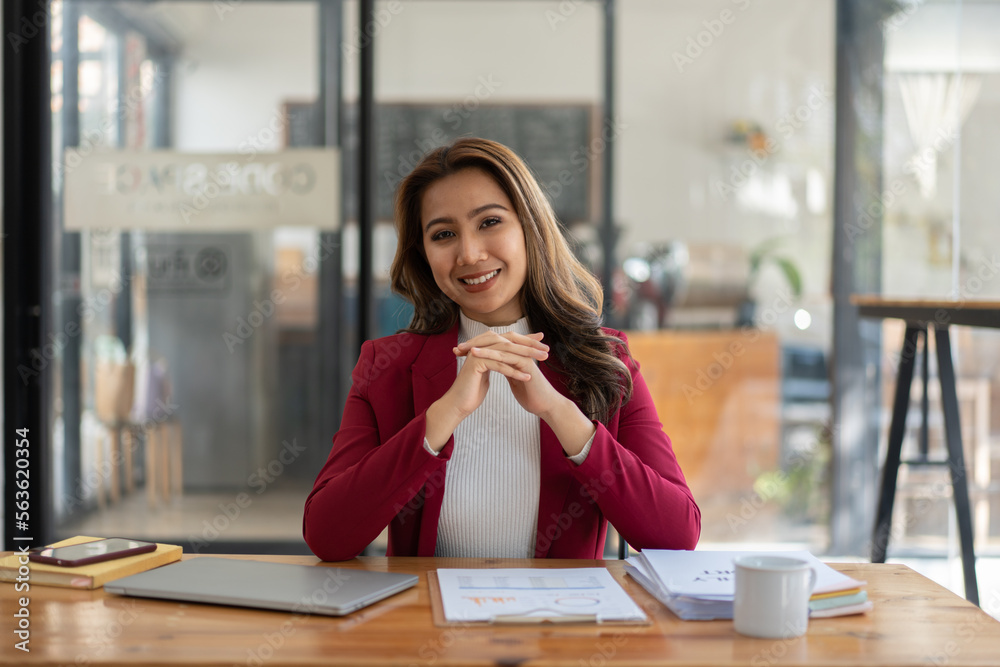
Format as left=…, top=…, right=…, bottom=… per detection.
left=457, top=330, right=549, bottom=353
left=467, top=346, right=537, bottom=372
left=455, top=340, right=548, bottom=361
left=504, top=331, right=547, bottom=348
left=456, top=333, right=548, bottom=357
left=456, top=331, right=508, bottom=351
left=465, top=354, right=532, bottom=382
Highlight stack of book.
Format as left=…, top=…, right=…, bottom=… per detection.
left=625, top=549, right=872, bottom=621
left=0, top=535, right=182, bottom=589
left=809, top=583, right=871, bottom=618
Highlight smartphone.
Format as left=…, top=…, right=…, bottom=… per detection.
left=28, top=538, right=157, bottom=567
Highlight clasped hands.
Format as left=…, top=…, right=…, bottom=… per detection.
left=424, top=330, right=596, bottom=457
left=449, top=330, right=558, bottom=419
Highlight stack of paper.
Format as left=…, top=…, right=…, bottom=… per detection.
left=435, top=568, right=648, bottom=623
left=625, top=549, right=871, bottom=621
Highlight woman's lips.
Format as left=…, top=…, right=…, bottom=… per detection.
left=459, top=268, right=501, bottom=292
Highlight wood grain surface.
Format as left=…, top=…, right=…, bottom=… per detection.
left=2, top=555, right=999, bottom=666
left=850, top=296, right=1000, bottom=310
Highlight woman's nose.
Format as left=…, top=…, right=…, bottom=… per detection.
left=457, top=235, right=487, bottom=265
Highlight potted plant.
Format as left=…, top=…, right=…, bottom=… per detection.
left=736, top=237, right=803, bottom=327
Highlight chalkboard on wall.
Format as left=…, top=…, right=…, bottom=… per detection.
left=285, top=102, right=597, bottom=224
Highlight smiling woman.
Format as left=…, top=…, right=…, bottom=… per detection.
left=419, top=167, right=528, bottom=327
left=303, top=138, right=700, bottom=561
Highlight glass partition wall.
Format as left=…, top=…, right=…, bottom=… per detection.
left=613, top=0, right=836, bottom=552
left=28, top=0, right=843, bottom=555
left=46, top=0, right=337, bottom=551
left=0, top=0, right=867, bottom=559
left=37, top=0, right=621, bottom=554
left=877, top=0, right=1000, bottom=566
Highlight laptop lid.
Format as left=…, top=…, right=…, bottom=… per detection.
left=104, top=557, right=419, bottom=616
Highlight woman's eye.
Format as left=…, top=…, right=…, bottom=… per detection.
left=481, top=217, right=502, bottom=228
left=431, top=230, right=455, bottom=241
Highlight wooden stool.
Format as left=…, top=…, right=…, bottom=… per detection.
left=94, top=421, right=129, bottom=508
left=145, top=417, right=184, bottom=507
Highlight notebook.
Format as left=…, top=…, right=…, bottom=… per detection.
left=104, top=557, right=419, bottom=616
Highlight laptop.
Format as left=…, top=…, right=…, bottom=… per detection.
left=104, top=557, right=419, bottom=616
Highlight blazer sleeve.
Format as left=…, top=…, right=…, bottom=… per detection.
left=568, top=333, right=701, bottom=551
left=302, top=340, right=451, bottom=561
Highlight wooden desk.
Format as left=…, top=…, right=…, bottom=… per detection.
left=852, top=297, right=1000, bottom=329
left=853, top=296, right=1000, bottom=606
left=4, top=555, right=1000, bottom=666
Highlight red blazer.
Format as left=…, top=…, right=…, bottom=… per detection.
left=303, top=324, right=700, bottom=561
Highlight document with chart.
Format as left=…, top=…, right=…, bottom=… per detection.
left=434, top=568, right=647, bottom=623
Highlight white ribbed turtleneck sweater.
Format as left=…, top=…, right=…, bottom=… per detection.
left=428, top=313, right=592, bottom=558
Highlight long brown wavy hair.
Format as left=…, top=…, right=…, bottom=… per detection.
left=390, top=137, right=632, bottom=423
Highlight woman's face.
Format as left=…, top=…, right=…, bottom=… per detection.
left=420, top=167, right=528, bottom=327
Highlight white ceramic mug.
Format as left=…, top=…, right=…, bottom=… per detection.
left=733, top=555, right=817, bottom=639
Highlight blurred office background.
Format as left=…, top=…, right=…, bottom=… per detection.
left=3, top=0, right=1000, bottom=610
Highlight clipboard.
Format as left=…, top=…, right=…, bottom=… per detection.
left=427, top=571, right=651, bottom=627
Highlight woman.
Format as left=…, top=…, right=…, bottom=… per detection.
left=303, top=137, right=699, bottom=561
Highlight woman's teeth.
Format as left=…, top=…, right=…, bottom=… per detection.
left=462, top=270, right=498, bottom=285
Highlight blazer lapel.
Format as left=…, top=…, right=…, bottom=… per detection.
left=412, top=323, right=460, bottom=417
left=410, top=323, right=459, bottom=556
left=534, top=360, right=576, bottom=558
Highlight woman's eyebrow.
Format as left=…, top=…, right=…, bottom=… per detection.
left=467, top=203, right=508, bottom=218
left=424, top=203, right=509, bottom=232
